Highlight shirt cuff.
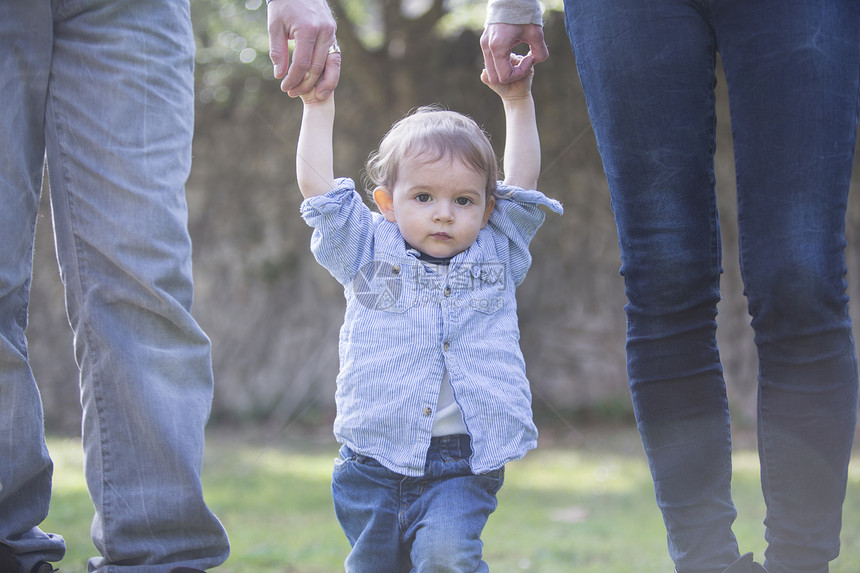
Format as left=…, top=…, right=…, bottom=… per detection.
left=300, top=177, right=357, bottom=219
left=485, top=0, right=544, bottom=27
left=496, top=182, right=564, bottom=215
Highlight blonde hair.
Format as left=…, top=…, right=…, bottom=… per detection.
left=365, top=106, right=498, bottom=199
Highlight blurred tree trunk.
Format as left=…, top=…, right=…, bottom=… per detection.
left=331, top=0, right=446, bottom=121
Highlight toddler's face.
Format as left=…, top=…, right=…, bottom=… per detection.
left=375, top=156, right=494, bottom=259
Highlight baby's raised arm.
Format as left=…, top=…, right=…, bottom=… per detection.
left=481, top=55, right=541, bottom=190
left=296, top=93, right=336, bottom=198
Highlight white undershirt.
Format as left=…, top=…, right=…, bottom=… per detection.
left=420, top=258, right=468, bottom=437
left=432, top=369, right=468, bottom=436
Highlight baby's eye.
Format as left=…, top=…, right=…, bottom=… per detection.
left=455, top=197, right=473, bottom=206
left=416, top=193, right=432, bottom=203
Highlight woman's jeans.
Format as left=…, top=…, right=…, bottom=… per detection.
left=564, top=1, right=860, bottom=572
left=0, top=0, right=229, bottom=571
left=332, top=435, right=504, bottom=572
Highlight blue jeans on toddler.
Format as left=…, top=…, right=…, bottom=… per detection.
left=564, top=1, right=860, bottom=572
left=332, top=435, right=504, bottom=572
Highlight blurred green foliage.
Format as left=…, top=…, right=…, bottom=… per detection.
left=192, top=0, right=270, bottom=104
left=188, top=0, right=564, bottom=105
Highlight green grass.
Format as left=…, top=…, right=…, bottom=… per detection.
left=42, top=426, right=860, bottom=572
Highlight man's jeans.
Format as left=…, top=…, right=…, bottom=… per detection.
left=332, top=435, right=504, bottom=572
left=0, top=0, right=229, bottom=571
left=564, top=1, right=860, bottom=572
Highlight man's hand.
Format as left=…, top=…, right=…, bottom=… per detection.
left=267, top=0, right=340, bottom=98
left=480, top=23, right=548, bottom=84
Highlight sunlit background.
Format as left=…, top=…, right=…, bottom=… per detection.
left=24, top=1, right=860, bottom=571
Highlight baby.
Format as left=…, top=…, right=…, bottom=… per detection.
left=296, top=56, right=562, bottom=571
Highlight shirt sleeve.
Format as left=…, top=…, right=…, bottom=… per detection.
left=299, top=177, right=377, bottom=285
left=485, top=0, right=544, bottom=26
left=490, top=183, right=563, bottom=286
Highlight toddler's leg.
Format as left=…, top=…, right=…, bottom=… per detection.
left=403, top=436, right=504, bottom=573
left=332, top=446, right=405, bottom=572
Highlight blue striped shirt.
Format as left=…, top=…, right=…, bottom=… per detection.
left=300, top=178, right=563, bottom=476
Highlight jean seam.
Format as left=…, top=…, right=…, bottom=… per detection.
left=49, top=81, right=115, bottom=562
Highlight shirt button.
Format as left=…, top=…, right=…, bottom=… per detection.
left=423, top=407, right=432, bottom=416
left=443, top=286, right=452, bottom=297
left=443, top=341, right=450, bottom=351
left=391, top=265, right=401, bottom=275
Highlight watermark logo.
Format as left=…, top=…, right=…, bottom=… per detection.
left=353, top=260, right=507, bottom=311
left=354, top=261, right=404, bottom=311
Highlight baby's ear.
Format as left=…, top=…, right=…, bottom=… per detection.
left=373, top=187, right=396, bottom=222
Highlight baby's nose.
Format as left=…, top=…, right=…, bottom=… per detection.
left=434, top=203, right=454, bottom=221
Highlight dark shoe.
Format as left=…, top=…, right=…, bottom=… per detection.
left=169, top=568, right=205, bottom=573
left=723, top=553, right=754, bottom=573
left=0, top=544, right=20, bottom=573
left=723, top=553, right=767, bottom=573
left=0, top=546, right=56, bottom=573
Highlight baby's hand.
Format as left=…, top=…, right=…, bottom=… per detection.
left=298, top=79, right=334, bottom=105
left=481, top=53, right=534, bottom=101
left=299, top=89, right=333, bottom=105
